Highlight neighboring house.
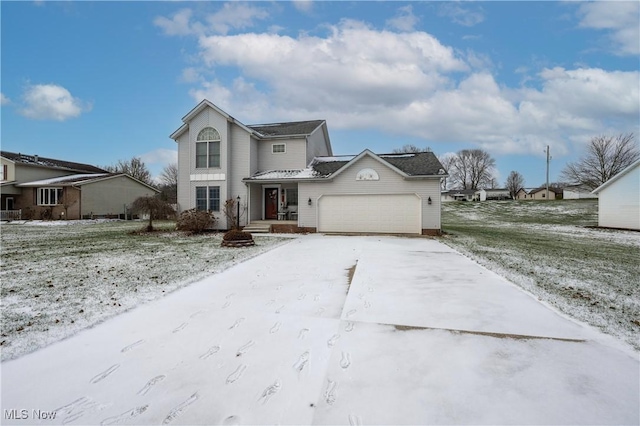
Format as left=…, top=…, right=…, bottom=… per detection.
left=516, top=187, right=557, bottom=200
left=171, top=100, right=447, bottom=235
left=441, top=189, right=476, bottom=202
left=591, top=159, right=640, bottom=231
left=475, top=188, right=510, bottom=201
left=0, top=151, right=158, bottom=220
left=564, top=184, right=598, bottom=200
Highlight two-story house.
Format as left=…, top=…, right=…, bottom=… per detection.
left=172, top=100, right=446, bottom=235
left=0, top=151, right=158, bottom=220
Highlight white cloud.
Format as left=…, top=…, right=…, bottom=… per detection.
left=154, top=9, right=198, bottom=36
left=0, top=93, right=10, bottom=105
left=386, top=5, right=419, bottom=32
left=206, top=3, right=269, bottom=35
left=19, top=84, right=91, bottom=121
left=439, top=3, right=485, bottom=27
left=140, top=148, right=178, bottom=165
left=577, top=1, right=640, bottom=55
left=292, top=1, right=313, bottom=14
left=158, top=12, right=638, bottom=158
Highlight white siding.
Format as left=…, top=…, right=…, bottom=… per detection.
left=176, top=132, right=190, bottom=213
left=306, top=124, right=331, bottom=165
left=229, top=124, right=251, bottom=227
left=564, top=189, right=597, bottom=200
left=298, top=155, right=442, bottom=232
left=597, top=165, right=640, bottom=230
left=257, top=138, right=307, bottom=171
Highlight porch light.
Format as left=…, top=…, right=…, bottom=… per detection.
left=428, top=196, right=432, bottom=205
left=236, top=195, right=241, bottom=229
left=308, top=197, right=312, bottom=206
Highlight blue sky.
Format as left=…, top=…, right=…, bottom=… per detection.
left=2, top=1, right=639, bottom=187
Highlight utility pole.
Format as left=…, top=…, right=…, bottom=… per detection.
left=545, top=145, right=550, bottom=200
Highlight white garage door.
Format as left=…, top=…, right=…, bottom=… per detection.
left=318, top=194, right=421, bottom=234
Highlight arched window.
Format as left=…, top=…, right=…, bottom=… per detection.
left=196, top=127, right=221, bottom=168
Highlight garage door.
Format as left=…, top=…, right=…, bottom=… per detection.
left=318, top=194, right=421, bottom=234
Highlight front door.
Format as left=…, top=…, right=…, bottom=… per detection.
left=6, top=197, right=14, bottom=210
left=264, top=188, right=278, bottom=219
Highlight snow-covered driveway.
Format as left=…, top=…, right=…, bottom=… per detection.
left=2, top=235, right=638, bottom=425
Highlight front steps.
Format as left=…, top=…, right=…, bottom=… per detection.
left=243, top=223, right=271, bottom=233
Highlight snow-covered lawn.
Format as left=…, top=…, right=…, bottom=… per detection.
left=0, top=220, right=289, bottom=361
left=441, top=199, right=640, bottom=351
left=1, top=235, right=637, bottom=425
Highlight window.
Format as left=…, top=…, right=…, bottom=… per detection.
left=286, top=188, right=298, bottom=206
left=196, top=127, right=221, bottom=168
left=272, top=143, right=286, bottom=153
left=38, top=188, right=63, bottom=205
left=0, top=165, right=7, bottom=181
left=195, top=186, right=220, bottom=212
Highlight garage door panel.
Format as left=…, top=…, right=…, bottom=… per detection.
left=318, top=194, right=421, bottom=234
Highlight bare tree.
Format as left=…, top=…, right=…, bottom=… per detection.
left=104, top=157, right=154, bottom=187
left=448, top=149, right=496, bottom=190
left=130, top=196, right=174, bottom=232
left=438, top=153, right=456, bottom=190
left=505, top=171, right=525, bottom=199
left=392, top=144, right=431, bottom=153
left=158, top=163, right=178, bottom=204
left=561, top=133, right=639, bottom=190
left=223, top=198, right=248, bottom=230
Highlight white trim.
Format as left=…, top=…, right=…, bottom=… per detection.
left=190, top=174, right=226, bottom=181
left=272, top=143, right=286, bottom=154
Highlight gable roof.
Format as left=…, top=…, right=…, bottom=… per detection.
left=312, top=150, right=446, bottom=179
left=170, top=99, right=326, bottom=141
left=1, top=151, right=107, bottom=174
left=592, top=159, right=640, bottom=194
left=243, top=150, right=446, bottom=183
left=16, top=173, right=160, bottom=192
left=529, top=187, right=557, bottom=195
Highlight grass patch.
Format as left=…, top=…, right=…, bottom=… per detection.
left=0, top=220, right=289, bottom=360
left=441, top=199, right=639, bottom=351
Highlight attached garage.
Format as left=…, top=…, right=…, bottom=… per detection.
left=318, top=193, right=421, bottom=234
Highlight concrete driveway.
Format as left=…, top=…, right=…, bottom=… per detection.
left=2, top=235, right=638, bottom=425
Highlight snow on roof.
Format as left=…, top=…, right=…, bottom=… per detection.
left=309, top=155, right=357, bottom=164
left=16, top=173, right=111, bottom=186
left=245, top=169, right=320, bottom=180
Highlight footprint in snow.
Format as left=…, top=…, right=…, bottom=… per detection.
left=344, top=322, right=355, bottom=332
left=137, top=375, right=166, bottom=396
left=346, top=309, right=357, bottom=318
left=100, top=405, right=148, bottom=426
left=172, top=322, right=188, bottom=333
left=269, top=322, right=281, bottom=334
left=348, top=414, right=363, bottom=426
left=229, top=318, right=245, bottom=330
left=258, top=380, right=281, bottom=404
left=200, top=346, right=221, bottom=360
left=162, top=392, right=199, bottom=424
left=340, top=352, right=351, bottom=369
left=236, top=340, right=255, bottom=357
left=298, top=328, right=310, bottom=339
left=324, top=380, right=338, bottom=405
left=298, top=293, right=306, bottom=300
left=327, top=334, right=340, bottom=348
left=293, top=351, right=310, bottom=373
left=226, top=365, right=247, bottom=384
left=275, top=305, right=285, bottom=314
left=222, top=301, right=232, bottom=309
left=121, top=339, right=145, bottom=353
left=90, top=364, right=120, bottom=384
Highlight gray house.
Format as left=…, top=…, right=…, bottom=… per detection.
left=0, top=151, right=158, bottom=220
left=171, top=100, right=446, bottom=235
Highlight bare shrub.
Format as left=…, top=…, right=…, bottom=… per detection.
left=176, top=209, right=216, bottom=234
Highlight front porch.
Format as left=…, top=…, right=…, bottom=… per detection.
left=243, top=220, right=315, bottom=234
